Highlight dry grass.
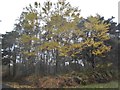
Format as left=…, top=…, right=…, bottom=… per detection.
left=3, top=74, right=118, bottom=88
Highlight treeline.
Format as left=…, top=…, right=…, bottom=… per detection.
left=1, top=0, right=119, bottom=78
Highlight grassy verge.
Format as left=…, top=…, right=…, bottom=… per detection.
left=79, top=81, right=119, bottom=88
left=3, top=81, right=119, bottom=88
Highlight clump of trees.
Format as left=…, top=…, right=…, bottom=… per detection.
left=1, top=0, right=119, bottom=82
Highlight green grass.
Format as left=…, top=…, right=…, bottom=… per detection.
left=79, top=81, right=119, bottom=88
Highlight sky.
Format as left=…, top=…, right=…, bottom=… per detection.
left=0, top=0, right=119, bottom=34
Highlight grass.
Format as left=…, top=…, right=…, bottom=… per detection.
left=3, top=74, right=119, bottom=88
left=79, top=81, right=119, bottom=88
left=4, top=80, right=119, bottom=88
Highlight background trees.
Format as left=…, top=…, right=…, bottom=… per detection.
left=1, top=0, right=119, bottom=82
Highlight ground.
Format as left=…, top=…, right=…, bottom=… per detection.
left=2, top=75, right=119, bottom=88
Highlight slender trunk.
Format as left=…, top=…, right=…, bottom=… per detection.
left=13, top=59, right=16, bottom=77
left=90, top=45, right=95, bottom=69
left=8, top=48, right=11, bottom=76
left=55, top=49, right=59, bottom=74
left=8, top=60, right=10, bottom=76
left=91, top=54, right=95, bottom=69
left=13, top=47, right=16, bottom=77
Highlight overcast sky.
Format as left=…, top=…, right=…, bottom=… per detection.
left=0, top=0, right=119, bottom=34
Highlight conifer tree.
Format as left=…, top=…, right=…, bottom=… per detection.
left=82, top=15, right=111, bottom=68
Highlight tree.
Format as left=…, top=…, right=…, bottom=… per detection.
left=2, top=31, right=19, bottom=76
left=81, top=15, right=111, bottom=69
left=37, top=0, right=82, bottom=73
left=17, top=6, right=40, bottom=75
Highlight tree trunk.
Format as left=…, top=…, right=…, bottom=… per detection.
left=13, top=60, right=16, bottom=77
left=8, top=60, right=10, bottom=76
left=55, top=49, right=59, bottom=74
left=91, top=54, right=95, bottom=69
left=13, top=48, right=16, bottom=77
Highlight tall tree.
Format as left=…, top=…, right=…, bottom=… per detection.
left=81, top=15, right=111, bottom=68
left=2, top=31, right=18, bottom=76
left=37, top=0, right=82, bottom=73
